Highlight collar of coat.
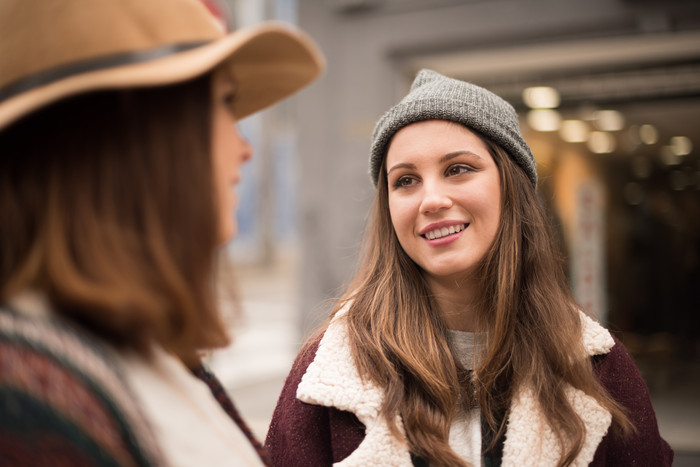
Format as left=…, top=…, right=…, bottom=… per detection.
left=297, top=307, right=615, bottom=466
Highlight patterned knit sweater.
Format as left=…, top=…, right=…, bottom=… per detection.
left=0, top=302, right=271, bottom=466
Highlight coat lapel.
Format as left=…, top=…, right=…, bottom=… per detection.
left=502, top=385, right=612, bottom=466
left=298, top=309, right=615, bottom=467
left=296, top=306, right=413, bottom=466
left=501, top=312, right=615, bottom=466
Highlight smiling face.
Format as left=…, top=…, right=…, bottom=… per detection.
left=211, top=67, right=252, bottom=243
left=386, top=120, right=502, bottom=285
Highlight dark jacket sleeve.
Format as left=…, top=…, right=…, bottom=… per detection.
left=264, top=337, right=365, bottom=466
left=591, top=337, right=673, bottom=466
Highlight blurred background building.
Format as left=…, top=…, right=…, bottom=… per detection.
left=205, top=0, right=700, bottom=463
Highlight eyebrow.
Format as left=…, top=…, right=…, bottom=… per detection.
left=386, top=150, right=482, bottom=177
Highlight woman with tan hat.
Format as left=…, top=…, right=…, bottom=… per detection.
left=0, top=0, right=323, bottom=465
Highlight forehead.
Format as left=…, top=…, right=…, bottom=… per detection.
left=386, top=120, right=489, bottom=162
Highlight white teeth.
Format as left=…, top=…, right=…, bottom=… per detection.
left=425, top=224, right=465, bottom=240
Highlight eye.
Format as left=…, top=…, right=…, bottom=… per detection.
left=446, top=164, right=473, bottom=176
left=223, top=91, right=235, bottom=106
left=392, top=175, right=417, bottom=189
left=220, top=91, right=238, bottom=119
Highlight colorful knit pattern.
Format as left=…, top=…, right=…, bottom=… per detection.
left=0, top=306, right=162, bottom=466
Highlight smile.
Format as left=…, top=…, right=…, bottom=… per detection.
left=422, top=223, right=468, bottom=240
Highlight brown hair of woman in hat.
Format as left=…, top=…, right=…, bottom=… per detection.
left=265, top=70, right=672, bottom=467
left=0, top=0, right=323, bottom=465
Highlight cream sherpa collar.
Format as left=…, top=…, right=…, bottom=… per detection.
left=297, top=309, right=615, bottom=467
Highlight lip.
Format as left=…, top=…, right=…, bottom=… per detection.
left=419, top=220, right=467, bottom=236
left=419, top=220, right=469, bottom=246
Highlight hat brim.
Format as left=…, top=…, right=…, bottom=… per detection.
left=0, top=21, right=325, bottom=130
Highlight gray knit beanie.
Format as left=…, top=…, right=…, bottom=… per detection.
left=369, top=69, right=537, bottom=187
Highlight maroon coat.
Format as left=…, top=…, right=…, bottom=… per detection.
left=266, top=328, right=672, bottom=466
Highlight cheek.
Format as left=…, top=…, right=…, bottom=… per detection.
left=481, top=192, right=502, bottom=240
left=388, top=197, right=402, bottom=230
left=388, top=198, right=413, bottom=243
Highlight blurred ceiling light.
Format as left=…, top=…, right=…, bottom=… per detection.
left=527, top=109, right=561, bottom=132
left=661, top=145, right=682, bottom=166
left=522, top=86, right=560, bottom=109
left=670, top=136, right=693, bottom=156
left=639, top=124, right=658, bottom=145
left=587, top=131, right=616, bottom=154
left=559, top=120, right=589, bottom=142
left=593, top=110, right=625, bottom=131
left=632, top=155, right=651, bottom=179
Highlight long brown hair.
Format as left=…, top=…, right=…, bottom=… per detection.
left=0, top=74, right=228, bottom=366
left=336, top=129, right=632, bottom=466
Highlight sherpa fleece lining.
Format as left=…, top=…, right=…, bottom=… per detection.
left=297, top=308, right=614, bottom=467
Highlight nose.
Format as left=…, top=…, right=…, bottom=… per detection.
left=240, top=136, right=253, bottom=163
left=419, top=179, right=452, bottom=214
left=231, top=124, right=253, bottom=163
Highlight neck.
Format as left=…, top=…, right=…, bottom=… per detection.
left=425, top=273, right=480, bottom=332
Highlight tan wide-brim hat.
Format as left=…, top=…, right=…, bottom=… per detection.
left=0, top=0, right=325, bottom=131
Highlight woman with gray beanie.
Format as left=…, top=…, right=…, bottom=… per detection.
left=265, top=69, right=671, bottom=466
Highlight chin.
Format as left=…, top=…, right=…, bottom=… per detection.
left=423, top=262, right=477, bottom=281
left=218, top=224, right=237, bottom=246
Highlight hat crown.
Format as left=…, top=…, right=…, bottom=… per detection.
left=0, top=0, right=221, bottom=91
left=409, top=69, right=440, bottom=91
